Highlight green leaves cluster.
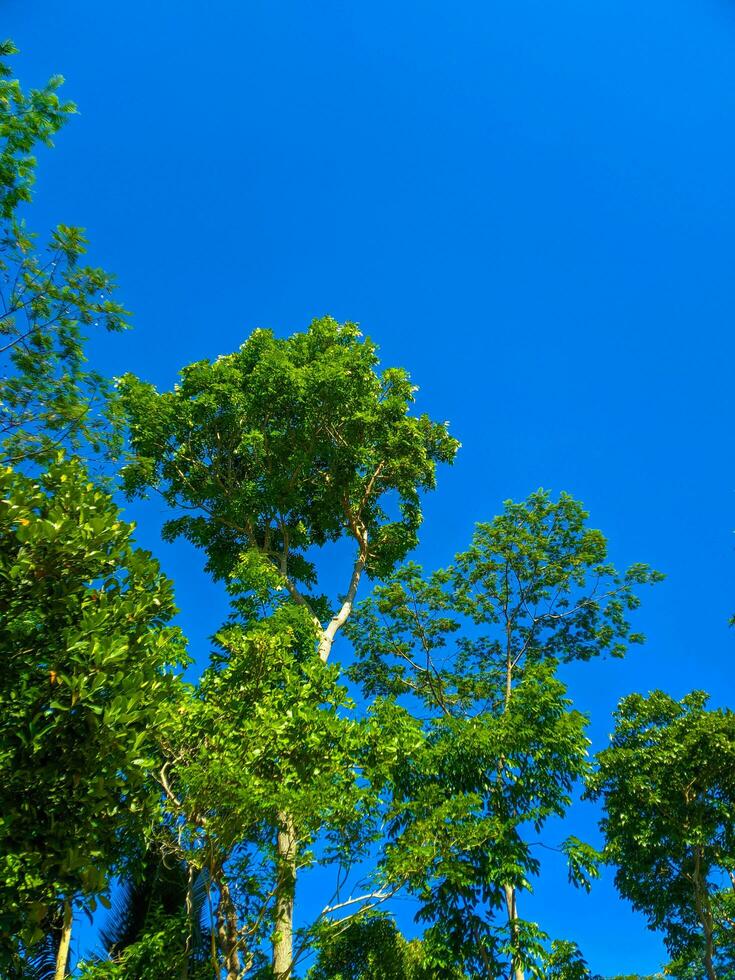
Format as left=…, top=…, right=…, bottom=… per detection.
left=77, top=847, right=213, bottom=980
left=167, top=614, right=378, bottom=844
left=307, top=913, right=455, bottom=980
left=151, top=603, right=398, bottom=975
left=118, top=316, right=458, bottom=586
left=590, top=691, right=735, bottom=979
left=0, top=458, right=186, bottom=956
left=114, top=315, right=461, bottom=976
left=0, top=39, right=73, bottom=219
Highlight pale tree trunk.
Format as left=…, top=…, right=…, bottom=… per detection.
left=503, top=883, right=524, bottom=980
left=316, top=542, right=366, bottom=664
left=272, top=811, right=297, bottom=980
left=54, top=902, right=72, bottom=980
left=272, top=530, right=367, bottom=975
left=502, top=605, right=524, bottom=980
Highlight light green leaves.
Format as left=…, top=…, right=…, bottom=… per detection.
left=114, top=317, right=459, bottom=973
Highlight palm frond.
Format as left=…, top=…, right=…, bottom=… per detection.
left=21, top=910, right=63, bottom=980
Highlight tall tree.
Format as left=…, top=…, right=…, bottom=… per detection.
left=118, top=317, right=458, bottom=976
left=589, top=691, right=735, bottom=980
left=347, top=492, right=661, bottom=978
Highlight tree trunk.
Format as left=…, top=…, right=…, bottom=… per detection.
left=504, top=883, right=524, bottom=980
left=693, top=848, right=718, bottom=980
left=54, top=902, right=72, bottom=980
left=703, top=944, right=718, bottom=980
left=272, top=811, right=297, bottom=980
left=700, top=908, right=718, bottom=980
left=501, top=610, right=524, bottom=980
left=216, top=874, right=242, bottom=980
left=180, top=864, right=195, bottom=980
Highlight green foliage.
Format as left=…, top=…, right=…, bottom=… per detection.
left=180, top=620, right=374, bottom=841
left=0, top=458, right=186, bottom=960
left=307, top=914, right=414, bottom=980
left=544, top=940, right=598, bottom=979
left=78, top=910, right=211, bottom=980
left=589, top=691, right=735, bottom=978
left=347, top=492, right=660, bottom=977
left=14, top=908, right=67, bottom=980
left=0, top=41, right=128, bottom=466
left=0, top=40, right=73, bottom=219
left=77, top=850, right=213, bottom=980
left=307, top=913, right=464, bottom=980
left=90, top=845, right=211, bottom=973
left=155, top=607, right=389, bottom=973
left=116, top=317, right=458, bottom=973
left=118, top=316, right=458, bottom=585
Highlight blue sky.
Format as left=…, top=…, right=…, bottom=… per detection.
left=7, top=0, right=735, bottom=974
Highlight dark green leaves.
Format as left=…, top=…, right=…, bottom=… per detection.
left=0, top=458, right=186, bottom=956
left=307, top=913, right=453, bottom=980
left=589, top=691, right=735, bottom=978
left=0, top=39, right=75, bottom=220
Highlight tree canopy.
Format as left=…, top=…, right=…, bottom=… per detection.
left=346, top=492, right=662, bottom=979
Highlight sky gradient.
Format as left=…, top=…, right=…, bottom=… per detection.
left=6, top=1, right=735, bottom=974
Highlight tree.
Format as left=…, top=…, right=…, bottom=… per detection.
left=118, top=317, right=458, bottom=976
left=0, top=458, right=187, bottom=974
left=589, top=690, right=735, bottom=980
left=0, top=40, right=127, bottom=468
left=346, top=491, right=662, bottom=979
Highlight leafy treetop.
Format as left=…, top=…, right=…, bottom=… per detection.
left=119, top=316, right=458, bottom=659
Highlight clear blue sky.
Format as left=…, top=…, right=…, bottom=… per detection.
left=7, top=1, right=735, bottom=974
